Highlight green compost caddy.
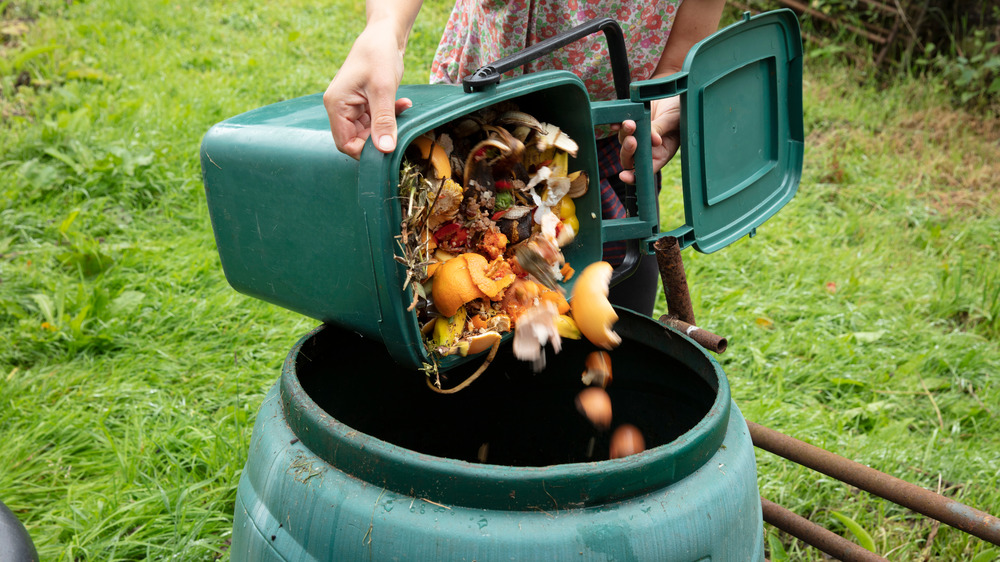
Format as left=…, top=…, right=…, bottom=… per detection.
left=202, top=11, right=803, bottom=561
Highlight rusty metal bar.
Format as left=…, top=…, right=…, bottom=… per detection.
left=653, top=236, right=696, bottom=326
left=658, top=315, right=728, bottom=354
left=748, top=421, right=1000, bottom=546
left=761, top=498, right=889, bottom=561
left=653, top=236, right=729, bottom=354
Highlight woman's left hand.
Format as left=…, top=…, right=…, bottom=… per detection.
left=617, top=96, right=682, bottom=185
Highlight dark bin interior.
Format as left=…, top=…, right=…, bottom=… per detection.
left=294, top=324, right=717, bottom=467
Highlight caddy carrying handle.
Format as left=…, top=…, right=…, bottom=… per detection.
left=463, top=17, right=631, bottom=99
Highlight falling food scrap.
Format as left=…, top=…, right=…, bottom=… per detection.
left=581, top=350, right=612, bottom=388
left=609, top=424, right=646, bottom=459
left=575, top=386, right=612, bottom=431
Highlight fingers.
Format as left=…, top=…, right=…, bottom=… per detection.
left=618, top=169, right=636, bottom=185
left=618, top=133, right=637, bottom=185
left=323, top=89, right=412, bottom=159
left=616, top=119, right=637, bottom=144
left=616, top=100, right=684, bottom=184
left=618, top=119, right=638, bottom=184
left=367, top=97, right=413, bottom=154
left=324, top=82, right=367, bottom=159
left=367, top=82, right=402, bottom=154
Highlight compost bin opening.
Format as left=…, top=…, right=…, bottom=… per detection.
left=295, top=323, right=716, bottom=467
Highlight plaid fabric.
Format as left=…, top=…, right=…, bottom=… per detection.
left=596, top=136, right=629, bottom=266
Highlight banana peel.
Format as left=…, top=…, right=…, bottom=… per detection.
left=434, top=307, right=468, bottom=349
left=555, top=314, right=581, bottom=340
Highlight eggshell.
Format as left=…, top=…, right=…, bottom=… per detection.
left=609, top=424, right=646, bottom=459
left=575, top=387, right=612, bottom=430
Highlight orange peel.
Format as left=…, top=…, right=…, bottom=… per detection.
left=425, top=249, right=457, bottom=280
left=569, top=261, right=620, bottom=349
left=431, top=254, right=486, bottom=317
left=539, top=286, right=570, bottom=314
left=560, top=262, right=575, bottom=281
left=469, top=314, right=490, bottom=331
left=463, top=253, right=516, bottom=298
left=412, top=136, right=451, bottom=179
left=431, top=252, right=518, bottom=317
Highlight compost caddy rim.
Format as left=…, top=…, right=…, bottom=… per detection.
left=278, top=313, right=732, bottom=511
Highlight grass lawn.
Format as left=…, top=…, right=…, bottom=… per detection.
left=2, top=0, right=998, bottom=560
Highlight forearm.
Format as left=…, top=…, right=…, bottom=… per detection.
left=653, top=0, right=725, bottom=77
left=366, top=0, right=424, bottom=50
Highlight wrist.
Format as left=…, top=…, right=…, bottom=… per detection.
left=650, top=66, right=683, bottom=81
left=366, top=1, right=422, bottom=50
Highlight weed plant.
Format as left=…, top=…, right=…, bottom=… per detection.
left=1, top=1, right=998, bottom=560
left=740, top=0, right=1000, bottom=113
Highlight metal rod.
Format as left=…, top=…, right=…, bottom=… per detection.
left=653, top=236, right=696, bottom=325
left=658, top=315, right=728, bottom=354
left=761, top=498, right=889, bottom=561
left=748, top=421, right=1000, bottom=546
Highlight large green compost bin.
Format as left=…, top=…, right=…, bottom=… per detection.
left=210, top=10, right=804, bottom=561
left=231, top=309, right=764, bottom=560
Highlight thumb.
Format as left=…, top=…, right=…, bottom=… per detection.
left=369, top=92, right=399, bottom=154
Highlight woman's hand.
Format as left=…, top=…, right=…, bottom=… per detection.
left=619, top=0, right=725, bottom=183
left=323, top=2, right=424, bottom=159
left=323, top=21, right=413, bottom=159
left=617, top=95, right=682, bottom=185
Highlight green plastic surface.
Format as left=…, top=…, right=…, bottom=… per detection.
left=633, top=10, right=804, bottom=253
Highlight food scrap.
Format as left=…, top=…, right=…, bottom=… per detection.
left=397, top=102, right=606, bottom=374
left=576, top=351, right=646, bottom=459
left=581, top=351, right=613, bottom=388
left=609, top=424, right=646, bottom=459
left=575, top=386, right=613, bottom=431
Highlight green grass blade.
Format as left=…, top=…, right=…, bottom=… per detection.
left=971, top=548, right=999, bottom=562
left=767, top=530, right=790, bottom=562
left=830, top=511, right=877, bottom=553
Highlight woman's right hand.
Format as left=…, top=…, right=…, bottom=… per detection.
left=323, top=2, right=424, bottom=159
left=617, top=96, right=682, bottom=185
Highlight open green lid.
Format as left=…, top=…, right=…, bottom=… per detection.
left=633, top=10, right=804, bottom=253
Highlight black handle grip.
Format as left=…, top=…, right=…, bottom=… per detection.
left=610, top=240, right=642, bottom=286
left=462, top=17, right=631, bottom=99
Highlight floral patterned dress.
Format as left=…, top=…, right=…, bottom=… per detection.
left=430, top=0, right=684, bottom=104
